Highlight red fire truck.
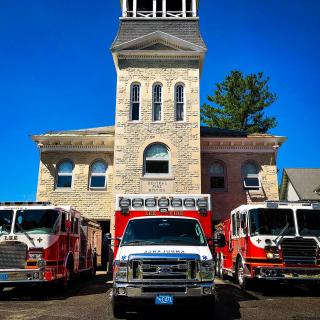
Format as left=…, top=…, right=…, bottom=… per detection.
left=0, top=202, right=101, bottom=292
left=106, top=194, right=225, bottom=318
left=215, top=201, right=320, bottom=289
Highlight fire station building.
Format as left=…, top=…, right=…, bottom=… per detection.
left=32, top=0, right=285, bottom=238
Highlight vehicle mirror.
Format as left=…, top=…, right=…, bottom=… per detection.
left=103, top=233, right=111, bottom=247
left=214, top=233, right=226, bottom=248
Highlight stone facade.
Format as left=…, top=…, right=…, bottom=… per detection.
left=36, top=151, right=114, bottom=220
left=113, top=59, right=201, bottom=195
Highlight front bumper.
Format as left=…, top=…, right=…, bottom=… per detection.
left=0, top=269, right=45, bottom=285
left=113, top=281, right=215, bottom=300
left=254, top=267, right=320, bottom=281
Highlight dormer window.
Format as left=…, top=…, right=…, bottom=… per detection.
left=122, top=0, right=197, bottom=18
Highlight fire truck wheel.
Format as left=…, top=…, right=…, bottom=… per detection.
left=215, top=254, right=225, bottom=280
left=112, top=299, right=125, bottom=319
left=59, top=259, right=74, bottom=290
left=236, top=259, right=250, bottom=290
left=90, top=254, right=97, bottom=278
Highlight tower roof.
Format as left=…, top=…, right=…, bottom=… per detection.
left=111, top=19, right=206, bottom=49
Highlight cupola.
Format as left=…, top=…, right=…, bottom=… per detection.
left=121, top=0, right=199, bottom=18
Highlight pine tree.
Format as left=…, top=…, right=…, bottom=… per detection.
left=201, top=71, right=277, bottom=134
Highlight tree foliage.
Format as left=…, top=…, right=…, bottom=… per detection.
left=201, top=71, right=277, bottom=134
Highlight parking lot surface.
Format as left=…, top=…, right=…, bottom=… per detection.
left=0, top=272, right=320, bottom=320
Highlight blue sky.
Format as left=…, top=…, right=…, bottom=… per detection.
left=0, top=0, right=319, bottom=201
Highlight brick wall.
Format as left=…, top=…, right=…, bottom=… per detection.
left=201, top=152, right=279, bottom=221
left=37, top=151, right=114, bottom=221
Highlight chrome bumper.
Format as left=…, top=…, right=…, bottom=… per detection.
left=0, top=269, right=45, bottom=284
left=113, top=282, right=215, bottom=298
left=254, top=267, right=320, bottom=280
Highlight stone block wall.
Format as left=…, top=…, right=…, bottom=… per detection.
left=36, top=151, right=114, bottom=221
left=113, top=59, right=202, bottom=195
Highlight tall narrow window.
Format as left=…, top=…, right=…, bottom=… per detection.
left=209, top=161, right=227, bottom=191
left=131, top=84, right=140, bottom=121
left=90, top=161, right=108, bottom=189
left=153, top=84, right=162, bottom=121
left=243, top=161, right=261, bottom=190
left=175, top=84, right=184, bottom=121
left=144, top=143, right=169, bottom=175
left=56, top=160, right=74, bottom=189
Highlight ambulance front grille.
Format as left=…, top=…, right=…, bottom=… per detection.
left=130, top=258, right=198, bottom=282
left=0, top=242, right=27, bottom=269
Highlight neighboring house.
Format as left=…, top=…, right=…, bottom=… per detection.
left=31, top=0, right=287, bottom=258
left=280, top=169, right=320, bottom=201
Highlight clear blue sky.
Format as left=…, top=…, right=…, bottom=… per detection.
left=0, top=0, right=319, bottom=201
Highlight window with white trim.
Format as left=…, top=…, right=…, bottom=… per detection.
left=90, top=161, right=108, bottom=189
left=243, top=162, right=261, bottom=190
left=144, top=143, right=169, bottom=175
left=56, top=160, right=74, bottom=189
left=153, top=84, right=162, bottom=121
left=209, top=161, right=227, bottom=191
left=175, top=84, right=184, bottom=121
left=131, top=84, right=140, bottom=121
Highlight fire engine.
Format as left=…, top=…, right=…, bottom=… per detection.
left=106, top=194, right=225, bottom=318
left=215, top=201, right=320, bottom=289
left=0, top=202, right=101, bottom=292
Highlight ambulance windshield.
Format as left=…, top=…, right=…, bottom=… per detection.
left=249, top=208, right=295, bottom=236
left=0, top=210, right=13, bottom=235
left=122, top=218, right=207, bottom=246
left=14, top=210, right=60, bottom=234
left=297, top=209, right=320, bottom=237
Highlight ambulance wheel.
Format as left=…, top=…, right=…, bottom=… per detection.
left=112, top=299, right=125, bottom=319
left=236, top=259, right=251, bottom=290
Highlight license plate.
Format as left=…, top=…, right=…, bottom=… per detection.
left=0, top=273, right=9, bottom=281
left=155, top=295, right=174, bottom=305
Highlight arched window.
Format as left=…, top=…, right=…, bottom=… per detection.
left=130, top=83, right=140, bottom=121
left=209, top=161, right=227, bottom=191
left=90, top=161, right=108, bottom=189
left=56, top=160, right=74, bottom=189
left=175, top=84, right=184, bottom=121
left=144, top=143, right=169, bottom=175
left=242, top=161, right=261, bottom=189
left=153, top=84, right=162, bottom=121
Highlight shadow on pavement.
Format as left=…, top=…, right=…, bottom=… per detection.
left=0, top=272, right=111, bottom=302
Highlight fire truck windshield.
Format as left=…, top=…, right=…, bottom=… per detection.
left=14, top=210, right=60, bottom=235
left=0, top=210, right=13, bottom=235
left=121, top=218, right=207, bottom=246
left=297, top=209, right=320, bottom=237
left=249, top=208, right=295, bottom=236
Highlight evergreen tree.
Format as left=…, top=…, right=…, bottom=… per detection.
left=201, top=71, right=277, bottom=134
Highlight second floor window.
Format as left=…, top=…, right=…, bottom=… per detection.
left=243, top=161, right=261, bottom=190
left=175, top=84, right=184, bottom=121
left=131, top=84, right=140, bottom=121
left=90, top=161, right=108, bottom=189
left=153, top=84, right=162, bottom=121
left=210, top=162, right=227, bottom=191
left=56, top=160, right=74, bottom=189
left=144, top=143, right=169, bottom=175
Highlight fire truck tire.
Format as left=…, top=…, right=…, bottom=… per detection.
left=236, top=259, right=251, bottom=290
left=112, top=299, right=126, bottom=319
left=59, top=258, right=74, bottom=290
left=215, top=254, right=226, bottom=280
left=90, top=254, right=97, bottom=278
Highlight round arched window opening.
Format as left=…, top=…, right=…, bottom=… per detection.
left=56, top=160, right=74, bottom=189
left=90, top=160, right=108, bottom=189
left=242, top=161, right=261, bottom=190
left=209, top=161, right=227, bottom=191
left=144, top=144, right=170, bottom=175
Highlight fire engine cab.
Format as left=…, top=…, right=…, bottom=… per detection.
left=0, top=202, right=101, bottom=292
left=106, top=194, right=225, bottom=318
left=215, top=201, right=320, bottom=289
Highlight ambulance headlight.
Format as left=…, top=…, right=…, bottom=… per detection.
left=199, top=260, right=214, bottom=281
left=114, top=261, right=128, bottom=282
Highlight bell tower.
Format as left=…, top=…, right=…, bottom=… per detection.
left=112, top=0, right=206, bottom=196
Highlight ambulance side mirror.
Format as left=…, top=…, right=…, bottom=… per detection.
left=103, top=233, right=112, bottom=247
left=214, top=233, right=226, bottom=248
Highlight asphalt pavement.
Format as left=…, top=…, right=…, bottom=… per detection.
left=0, top=272, right=320, bottom=320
